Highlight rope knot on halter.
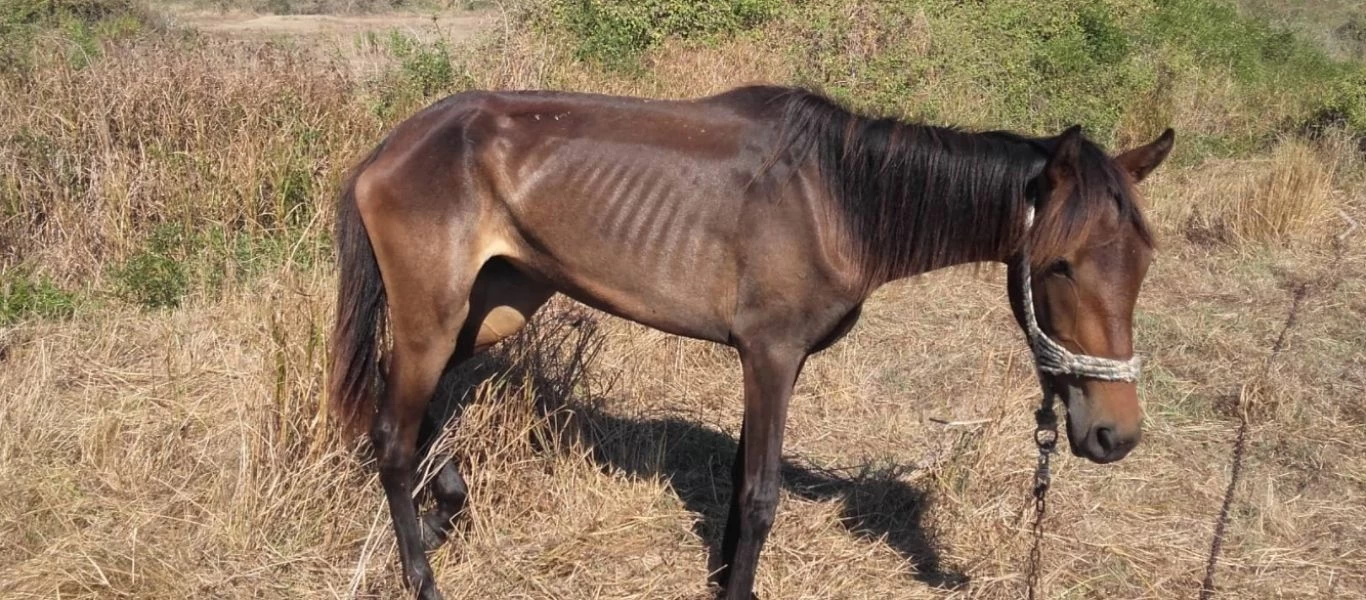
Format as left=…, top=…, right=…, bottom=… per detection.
left=1015, top=206, right=1142, bottom=382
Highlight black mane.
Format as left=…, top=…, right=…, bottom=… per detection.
left=768, top=88, right=1153, bottom=286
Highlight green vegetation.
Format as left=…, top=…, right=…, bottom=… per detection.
left=1315, top=70, right=1366, bottom=134
left=1, top=0, right=149, bottom=73
left=0, top=271, right=80, bottom=324
left=546, top=0, right=780, bottom=69
left=362, top=29, right=469, bottom=119
left=111, top=223, right=327, bottom=310
left=114, top=225, right=190, bottom=309
left=2, top=0, right=1362, bottom=324
left=190, top=0, right=449, bottom=16
left=544, top=0, right=1366, bottom=152
left=2, top=0, right=371, bottom=318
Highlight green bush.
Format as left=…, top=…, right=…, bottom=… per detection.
left=363, top=29, right=471, bottom=119
left=528, top=0, right=1366, bottom=149
left=793, top=0, right=1157, bottom=136
left=1, top=0, right=138, bottom=28
left=383, top=29, right=460, bottom=95
left=1, top=0, right=148, bottom=75
left=108, top=219, right=324, bottom=310
left=777, top=0, right=1366, bottom=146
left=548, top=0, right=780, bottom=69
left=114, top=224, right=190, bottom=309
left=1307, top=71, right=1366, bottom=135
left=0, top=271, right=80, bottom=324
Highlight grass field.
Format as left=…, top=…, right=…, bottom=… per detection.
left=2, top=0, right=1364, bottom=598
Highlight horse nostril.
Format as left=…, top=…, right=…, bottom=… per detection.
left=1095, top=427, right=1117, bottom=455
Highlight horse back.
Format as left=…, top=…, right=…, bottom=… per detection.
left=366, top=87, right=861, bottom=345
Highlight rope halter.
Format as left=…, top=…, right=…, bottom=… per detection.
left=1013, top=206, right=1142, bottom=382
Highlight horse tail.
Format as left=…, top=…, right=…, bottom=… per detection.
left=329, top=139, right=389, bottom=436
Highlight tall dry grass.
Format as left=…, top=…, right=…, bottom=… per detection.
left=1148, top=134, right=1360, bottom=247
left=0, top=32, right=380, bottom=284
left=5, top=256, right=1364, bottom=598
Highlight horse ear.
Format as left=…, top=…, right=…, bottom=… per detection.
left=1044, top=124, right=1084, bottom=187
left=1115, top=128, right=1175, bottom=182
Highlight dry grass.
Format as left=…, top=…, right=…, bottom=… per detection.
left=1154, top=135, right=1359, bottom=247
left=0, top=31, right=380, bottom=283
left=5, top=240, right=1364, bottom=598
left=3, top=4, right=1366, bottom=600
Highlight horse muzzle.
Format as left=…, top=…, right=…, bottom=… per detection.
left=1057, top=379, right=1143, bottom=464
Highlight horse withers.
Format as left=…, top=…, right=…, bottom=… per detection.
left=328, top=85, right=1173, bottom=599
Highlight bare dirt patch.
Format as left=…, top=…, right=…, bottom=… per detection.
left=170, top=9, right=493, bottom=44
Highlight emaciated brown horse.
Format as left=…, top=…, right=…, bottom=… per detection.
left=329, top=85, right=1173, bottom=599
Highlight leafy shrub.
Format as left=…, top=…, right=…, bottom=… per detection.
left=114, top=224, right=190, bottom=309
left=114, top=225, right=189, bottom=310
left=0, top=271, right=79, bottom=324
left=108, top=219, right=323, bottom=310
left=399, top=37, right=457, bottom=96
left=1145, top=0, right=1340, bottom=87
left=548, top=0, right=780, bottom=69
left=1, top=0, right=148, bottom=75
left=1306, top=72, right=1366, bottom=137
left=2, top=0, right=138, bottom=28
left=794, top=0, right=1155, bottom=136
left=781, top=0, right=1366, bottom=147
left=364, top=29, right=469, bottom=118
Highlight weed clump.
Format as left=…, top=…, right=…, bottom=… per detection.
left=113, top=225, right=190, bottom=309
left=0, top=270, right=79, bottom=324
left=361, top=29, right=471, bottom=119
left=1, top=0, right=151, bottom=74
left=546, top=0, right=780, bottom=69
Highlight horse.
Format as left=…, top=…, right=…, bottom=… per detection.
left=328, top=85, right=1173, bottom=600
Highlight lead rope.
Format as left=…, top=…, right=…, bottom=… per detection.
left=1013, top=205, right=1144, bottom=600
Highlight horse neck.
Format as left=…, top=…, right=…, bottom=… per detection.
left=830, top=124, right=1038, bottom=291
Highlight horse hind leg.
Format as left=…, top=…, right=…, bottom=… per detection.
left=361, top=197, right=483, bottom=599
left=416, top=412, right=470, bottom=552
left=416, top=258, right=555, bottom=551
left=371, top=266, right=472, bottom=598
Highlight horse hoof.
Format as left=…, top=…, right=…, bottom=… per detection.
left=417, top=584, right=445, bottom=600
left=407, top=567, right=444, bottom=600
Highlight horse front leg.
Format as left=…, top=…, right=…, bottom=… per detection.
left=715, top=341, right=806, bottom=600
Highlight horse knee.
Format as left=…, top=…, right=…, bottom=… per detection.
left=745, top=499, right=777, bottom=534
left=371, top=415, right=417, bottom=475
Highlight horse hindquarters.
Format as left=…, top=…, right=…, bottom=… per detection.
left=351, top=160, right=478, bottom=598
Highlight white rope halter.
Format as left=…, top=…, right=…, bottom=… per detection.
left=1016, top=206, right=1142, bottom=382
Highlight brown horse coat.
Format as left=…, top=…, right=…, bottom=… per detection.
left=329, top=85, right=1172, bottom=599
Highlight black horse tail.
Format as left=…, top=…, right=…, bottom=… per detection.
left=328, top=139, right=389, bottom=435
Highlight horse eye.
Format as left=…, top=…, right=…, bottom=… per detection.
left=1048, top=261, right=1073, bottom=279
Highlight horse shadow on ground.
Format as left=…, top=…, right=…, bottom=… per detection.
left=425, top=305, right=968, bottom=591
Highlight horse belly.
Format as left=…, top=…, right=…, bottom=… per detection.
left=499, top=159, right=741, bottom=342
